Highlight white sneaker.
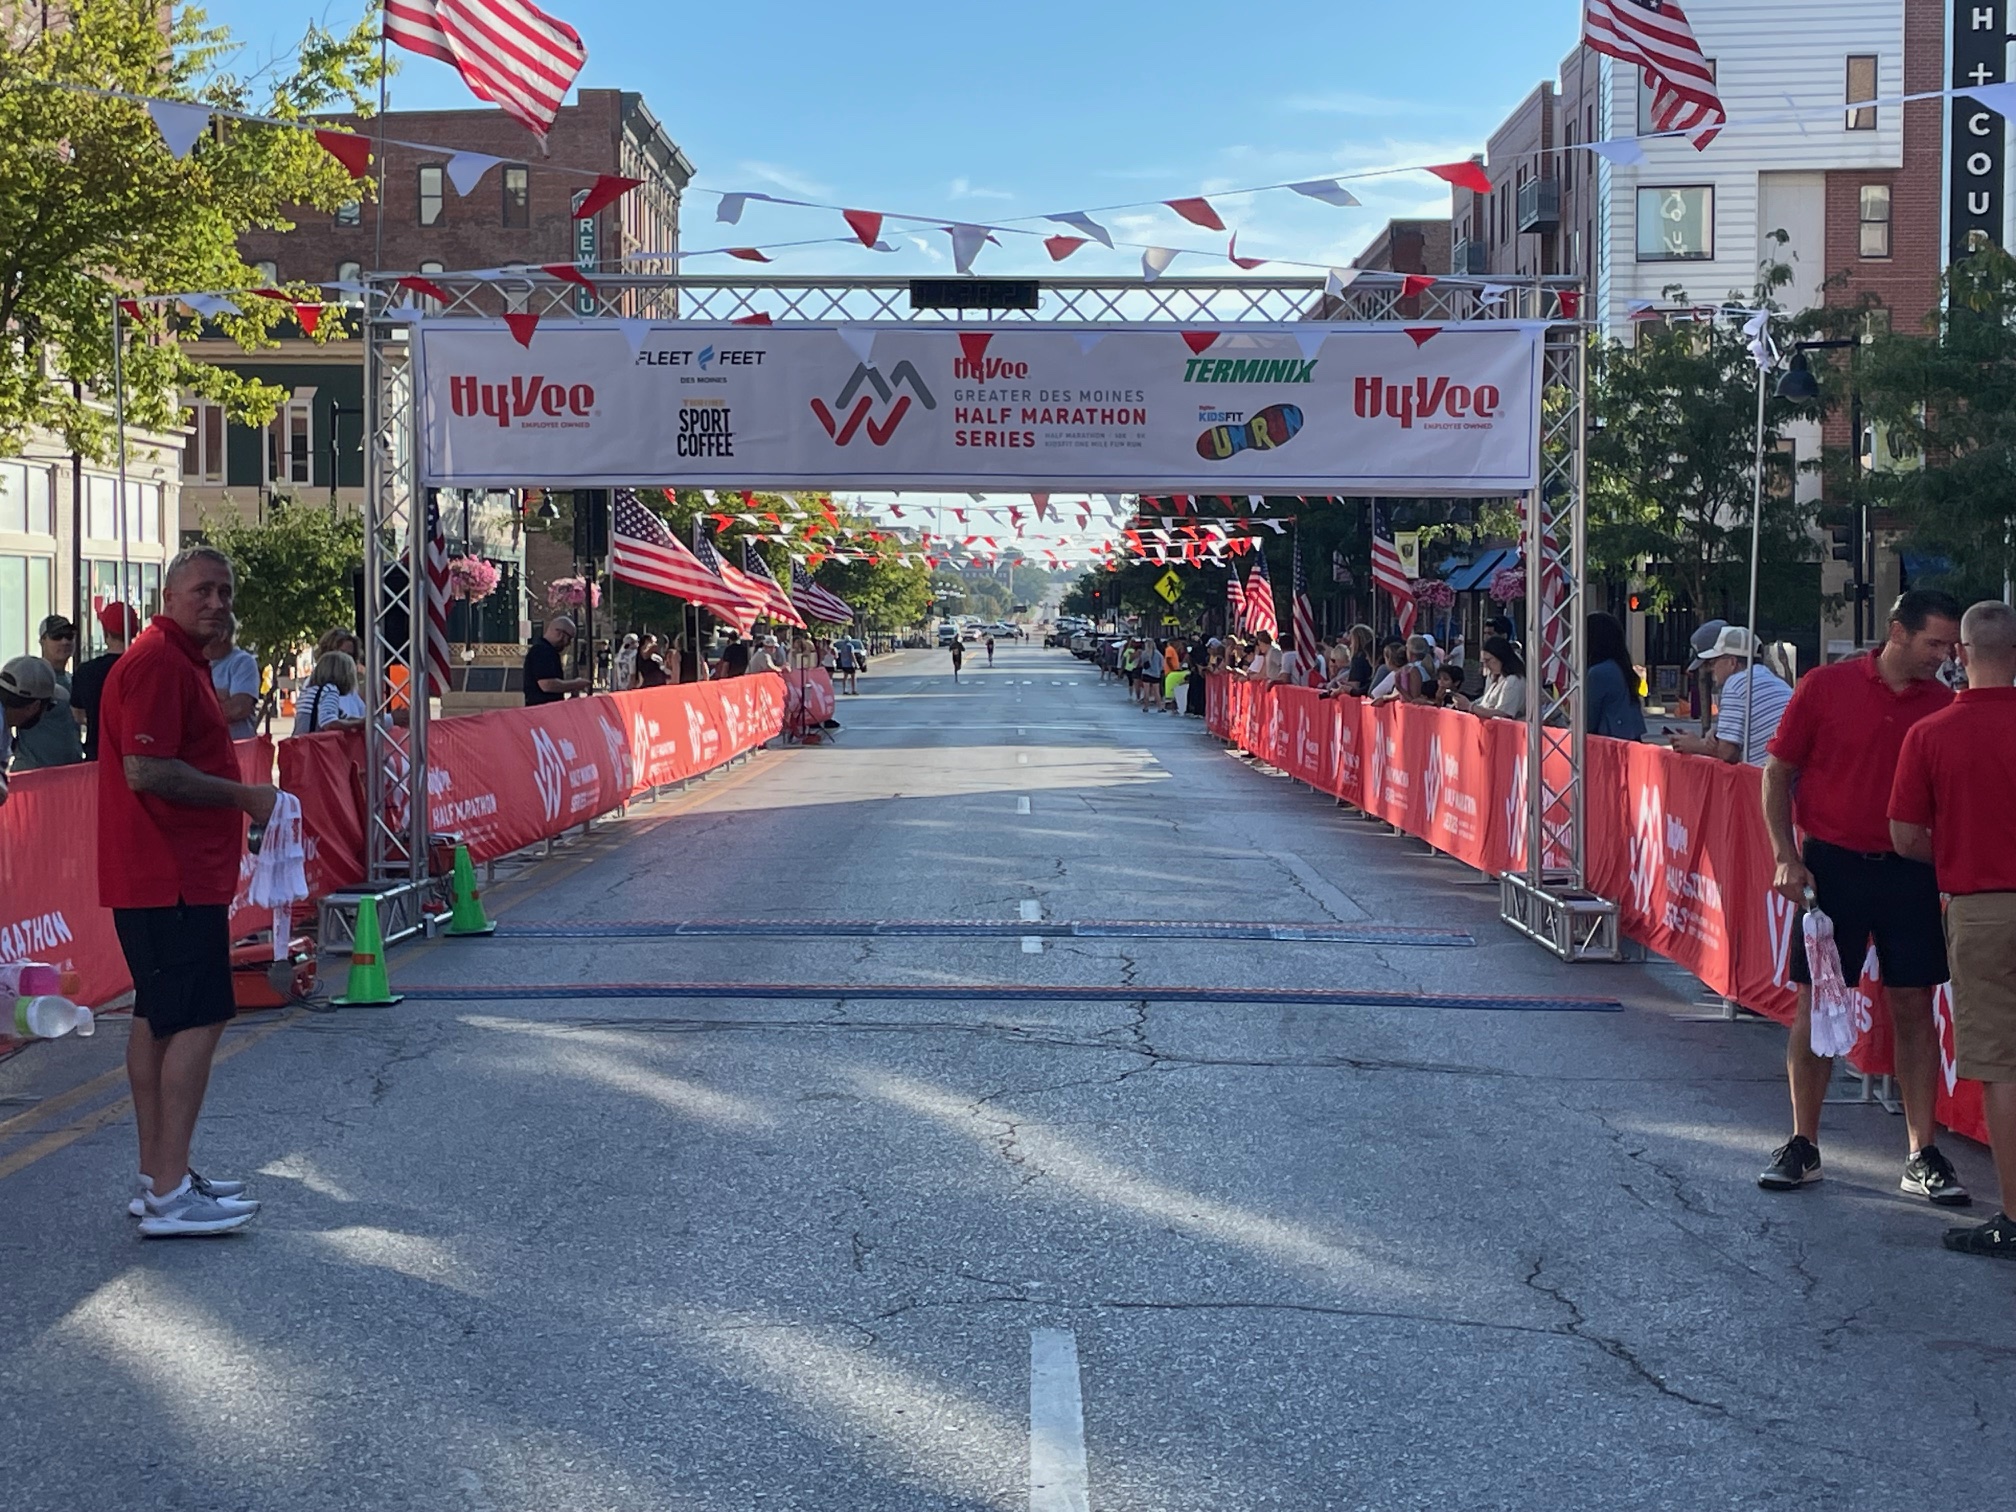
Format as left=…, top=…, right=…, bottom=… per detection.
left=130, top=1171, right=255, bottom=1219
left=138, top=1178, right=257, bottom=1238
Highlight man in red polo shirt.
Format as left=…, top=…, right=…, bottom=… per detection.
left=1890, top=599, right=2016, bottom=1259
left=100, top=546, right=277, bottom=1238
left=1758, top=588, right=1965, bottom=1200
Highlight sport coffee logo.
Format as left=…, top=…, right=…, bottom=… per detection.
left=1197, top=404, right=1302, bottom=461
left=678, top=401, right=735, bottom=458
left=811, top=362, right=937, bottom=447
left=1353, top=376, right=1501, bottom=430
left=449, top=375, right=595, bottom=429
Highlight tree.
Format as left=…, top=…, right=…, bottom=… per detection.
left=202, top=497, right=364, bottom=678
left=1852, top=245, right=2016, bottom=599
left=0, top=2, right=383, bottom=454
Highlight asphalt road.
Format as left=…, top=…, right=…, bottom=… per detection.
left=3, top=643, right=2012, bottom=1511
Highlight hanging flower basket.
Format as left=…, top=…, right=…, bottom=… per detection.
left=1411, top=577, right=1455, bottom=612
left=546, top=575, right=601, bottom=609
left=1488, top=565, right=1526, bottom=605
left=447, top=555, right=501, bottom=603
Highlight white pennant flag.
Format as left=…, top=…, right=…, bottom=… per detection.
left=949, top=223, right=991, bottom=275
left=838, top=326, right=877, bottom=367
left=1141, top=247, right=1179, bottom=283
left=1073, top=331, right=1105, bottom=355
left=1247, top=495, right=1265, bottom=513
left=1742, top=309, right=1776, bottom=373
left=1294, top=329, right=1328, bottom=361
left=1964, top=81, right=2016, bottom=118
left=1288, top=179, right=1360, bottom=208
left=1046, top=211, right=1114, bottom=248
left=615, top=318, right=655, bottom=355
left=446, top=152, right=503, bottom=196
left=146, top=99, right=211, bottom=159
left=1324, top=267, right=1361, bottom=298
left=1478, top=283, right=1512, bottom=306
left=717, top=192, right=764, bottom=224
left=179, top=293, right=240, bottom=318
left=1587, top=139, right=1647, bottom=168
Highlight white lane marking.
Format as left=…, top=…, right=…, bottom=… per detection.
left=1022, top=936, right=1044, bottom=954
left=1017, top=753, right=1029, bottom=765
left=1029, top=1328, right=1089, bottom=1512
left=1016, top=796, right=1032, bottom=815
left=1019, top=899, right=1041, bottom=920
left=1018, top=727, right=1026, bottom=735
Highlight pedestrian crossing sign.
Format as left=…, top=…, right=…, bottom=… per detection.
left=1154, top=570, right=1182, bottom=603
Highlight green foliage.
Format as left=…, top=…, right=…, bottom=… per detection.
left=1853, top=246, right=2016, bottom=597
left=0, top=1, right=385, bottom=453
left=202, top=498, right=364, bottom=675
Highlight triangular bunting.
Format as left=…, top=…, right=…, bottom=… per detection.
left=541, top=264, right=596, bottom=295
left=725, top=247, right=772, bottom=262
left=294, top=303, right=323, bottom=337
left=1046, top=212, right=1113, bottom=249
left=574, top=175, right=642, bottom=220
left=949, top=223, right=991, bottom=274
left=1403, top=326, right=1441, bottom=347
left=504, top=312, right=540, bottom=348
left=1074, top=331, right=1105, bottom=355
left=395, top=275, right=452, bottom=306
left=446, top=152, right=502, bottom=196
left=1045, top=235, right=1087, bottom=261
left=958, top=332, right=992, bottom=369
left=842, top=209, right=883, bottom=247
left=1227, top=234, right=1266, bottom=270
left=838, top=326, right=877, bottom=366
left=1558, top=290, right=1583, bottom=320
left=1400, top=274, right=1438, bottom=300
left=616, top=318, right=655, bottom=355
left=146, top=99, right=211, bottom=159
left=1586, top=139, right=1647, bottom=168
left=1426, top=161, right=1492, bottom=195
left=732, top=312, right=774, bottom=326
left=1165, top=197, right=1225, bottom=231
left=1141, top=247, right=1179, bottom=283
left=1181, top=331, right=1218, bottom=355
left=1324, top=267, right=1361, bottom=298
left=315, top=129, right=372, bottom=180
left=1293, top=329, right=1327, bottom=361
left=1288, top=179, right=1360, bottom=208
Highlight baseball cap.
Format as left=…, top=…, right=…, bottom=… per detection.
left=1696, top=625, right=1761, bottom=664
left=98, top=603, right=142, bottom=639
left=38, top=614, right=76, bottom=641
left=1685, top=619, right=1729, bottom=669
left=0, top=655, right=58, bottom=702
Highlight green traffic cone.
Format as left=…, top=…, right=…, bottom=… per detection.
left=444, top=845, right=496, bottom=937
left=335, top=893, right=404, bottom=1007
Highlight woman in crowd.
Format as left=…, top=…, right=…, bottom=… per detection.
left=717, top=639, right=751, bottom=679
left=1431, top=664, right=1465, bottom=706
left=298, top=651, right=367, bottom=733
left=1320, top=625, right=1377, bottom=698
left=1586, top=611, right=1647, bottom=741
left=1451, top=635, right=1526, bottom=720
left=610, top=633, right=640, bottom=691
left=1407, top=635, right=1439, bottom=697
left=637, top=634, right=669, bottom=688
left=1369, top=641, right=1418, bottom=703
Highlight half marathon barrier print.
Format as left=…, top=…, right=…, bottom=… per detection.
left=413, top=322, right=1545, bottom=495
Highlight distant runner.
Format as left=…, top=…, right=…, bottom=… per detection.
left=950, top=639, right=965, bottom=683
left=985, top=635, right=996, bottom=667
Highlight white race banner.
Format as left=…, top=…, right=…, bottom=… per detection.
left=413, top=321, right=1543, bottom=494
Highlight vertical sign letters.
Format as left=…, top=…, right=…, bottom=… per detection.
left=1950, top=1, right=2008, bottom=260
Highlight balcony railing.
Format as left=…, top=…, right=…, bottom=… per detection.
left=1517, top=178, right=1561, bottom=235
left=1451, top=238, right=1488, bottom=275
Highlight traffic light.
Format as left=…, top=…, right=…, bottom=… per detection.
left=1829, top=525, right=1854, bottom=562
left=1627, top=592, right=1645, bottom=613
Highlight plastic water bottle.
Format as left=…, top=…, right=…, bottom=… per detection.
left=0, top=962, right=60, bottom=998
left=12, top=996, right=94, bottom=1039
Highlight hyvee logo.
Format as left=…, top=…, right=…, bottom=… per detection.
left=1183, top=358, right=1317, bottom=384
left=449, top=375, right=595, bottom=428
left=1353, top=376, right=1500, bottom=429
left=954, top=354, right=1028, bottom=381
left=811, top=362, right=937, bottom=447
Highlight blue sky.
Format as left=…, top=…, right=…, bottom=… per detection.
left=201, top=0, right=1593, bottom=278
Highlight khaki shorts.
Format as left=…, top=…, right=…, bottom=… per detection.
left=1945, top=892, right=2016, bottom=1082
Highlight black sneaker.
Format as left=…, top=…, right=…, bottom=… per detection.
left=1758, top=1135, right=1822, bottom=1190
left=1943, top=1212, right=2016, bottom=1260
left=1902, top=1145, right=1972, bottom=1207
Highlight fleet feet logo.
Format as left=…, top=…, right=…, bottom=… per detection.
left=1196, top=404, right=1303, bottom=461
left=529, top=726, right=567, bottom=824
left=811, top=362, right=937, bottom=446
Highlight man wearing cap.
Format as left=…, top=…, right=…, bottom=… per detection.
left=1758, top=589, right=1968, bottom=1201
left=524, top=616, right=589, bottom=707
left=1684, top=619, right=1727, bottom=727
left=1889, top=600, right=2016, bottom=1260
left=7, top=614, right=84, bottom=769
left=100, top=545, right=277, bottom=1237
left=0, top=655, right=59, bottom=804
left=746, top=635, right=781, bottom=676
left=1671, top=626, right=1792, bottom=766
left=72, top=604, right=140, bottom=760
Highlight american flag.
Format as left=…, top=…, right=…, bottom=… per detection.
left=423, top=492, right=452, bottom=698
left=1226, top=570, right=1247, bottom=632
left=1582, top=0, right=1725, bottom=149
left=740, top=540, right=805, bottom=627
left=384, top=0, right=588, bottom=140
left=1370, top=504, right=1417, bottom=636
left=609, top=489, right=753, bottom=627
left=791, top=562, right=856, bottom=625
left=691, top=522, right=763, bottom=630
left=1245, top=551, right=1279, bottom=639
left=1291, top=535, right=1321, bottom=684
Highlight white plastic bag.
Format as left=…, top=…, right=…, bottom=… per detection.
left=247, top=791, right=308, bottom=962
left=1803, top=903, right=1871, bottom=1058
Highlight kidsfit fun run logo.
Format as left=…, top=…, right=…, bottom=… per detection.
left=811, top=363, right=937, bottom=446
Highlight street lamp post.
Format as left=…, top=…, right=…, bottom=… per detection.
left=1774, top=338, right=1865, bottom=645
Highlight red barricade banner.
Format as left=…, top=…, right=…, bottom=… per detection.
left=1202, top=674, right=1991, bottom=1145
left=780, top=669, right=837, bottom=733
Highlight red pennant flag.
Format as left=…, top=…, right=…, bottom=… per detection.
left=1558, top=290, right=1582, bottom=320
left=1401, top=274, right=1438, bottom=300
left=1166, top=197, right=1225, bottom=231
left=117, top=299, right=144, bottom=323
left=251, top=288, right=291, bottom=302
left=1227, top=234, right=1266, bottom=270
left=842, top=209, right=883, bottom=247
left=1045, top=235, right=1087, bottom=261
left=504, top=312, right=540, bottom=348
left=890, top=506, right=905, bottom=518
left=1426, top=161, right=1492, bottom=195
left=1181, top=331, right=1217, bottom=355
left=315, top=129, right=372, bottom=179
left=958, top=332, right=992, bottom=369
left=541, top=263, right=596, bottom=295
left=294, top=303, right=323, bottom=337
left=396, top=275, right=452, bottom=305
left=711, top=513, right=735, bottom=531
left=573, top=175, right=642, bottom=220
left=725, top=248, right=772, bottom=262
left=1404, top=327, right=1441, bottom=348
left=732, top=311, right=774, bottom=326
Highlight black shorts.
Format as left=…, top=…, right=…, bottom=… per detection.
left=1792, top=838, right=1948, bottom=990
left=112, top=902, right=235, bottom=1038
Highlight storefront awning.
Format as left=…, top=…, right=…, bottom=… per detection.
left=1445, top=547, right=1521, bottom=592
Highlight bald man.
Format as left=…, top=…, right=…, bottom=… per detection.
left=524, top=616, right=590, bottom=706
left=1890, top=600, right=2016, bottom=1260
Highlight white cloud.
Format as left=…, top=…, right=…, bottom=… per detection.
left=732, top=160, right=830, bottom=198
left=1281, top=90, right=1427, bottom=117
left=906, top=234, right=945, bottom=263
left=948, top=176, right=1014, bottom=202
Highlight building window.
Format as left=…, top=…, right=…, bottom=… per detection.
left=417, top=260, right=447, bottom=314
left=86, top=560, right=161, bottom=644
left=265, top=394, right=315, bottom=488
left=0, top=462, right=54, bottom=537
left=1859, top=184, right=1892, bottom=258
left=183, top=398, right=226, bottom=484
left=1846, top=55, right=1878, bottom=130
left=419, top=165, right=445, bottom=227
left=0, top=554, right=53, bottom=662
left=85, top=473, right=120, bottom=541
left=1639, top=61, right=1715, bottom=136
left=252, top=259, right=278, bottom=286
left=503, top=164, right=530, bottom=227
left=335, top=200, right=361, bottom=226
left=1635, top=186, right=1713, bottom=260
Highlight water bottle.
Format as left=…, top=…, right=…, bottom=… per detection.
left=13, top=996, right=95, bottom=1039
left=0, top=962, right=60, bottom=998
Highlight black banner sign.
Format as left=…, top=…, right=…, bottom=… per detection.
left=1949, top=1, right=2008, bottom=260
